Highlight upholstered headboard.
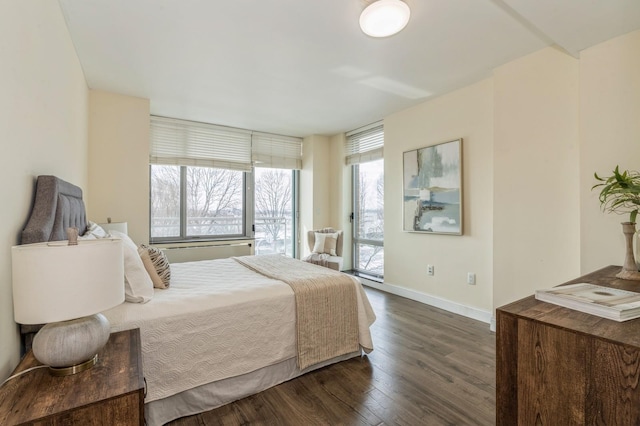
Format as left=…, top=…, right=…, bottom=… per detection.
left=21, top=175, right=88, bottom=244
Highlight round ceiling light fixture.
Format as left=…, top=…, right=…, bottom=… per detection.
left=359, top=0, right=411, bottom=38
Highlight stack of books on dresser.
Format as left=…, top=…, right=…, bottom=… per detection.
left=535, top=283, right=640, bottom=322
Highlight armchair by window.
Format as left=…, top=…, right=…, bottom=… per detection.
left=303, top=227, right=344, bottom=271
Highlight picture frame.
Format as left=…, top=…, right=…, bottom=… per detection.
left=403, top=138, right=463, bottom=235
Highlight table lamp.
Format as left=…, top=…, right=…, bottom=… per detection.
left=11, top=232, right=124, bottom=376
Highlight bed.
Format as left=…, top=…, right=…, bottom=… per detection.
left=19, top=175, right=376, bottom=425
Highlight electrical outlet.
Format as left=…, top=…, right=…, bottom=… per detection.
left=467, top=272, right=476, bottom=285
left=427, top=265, right=434, bottom=276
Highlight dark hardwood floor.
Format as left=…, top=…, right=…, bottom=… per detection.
left=169, top=287, right=496, bottom=425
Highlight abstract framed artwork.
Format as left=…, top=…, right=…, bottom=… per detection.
left=403, top=138, right=463, bottom=235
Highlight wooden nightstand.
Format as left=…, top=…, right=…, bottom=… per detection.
left=0, top=328, right=144, bottom=425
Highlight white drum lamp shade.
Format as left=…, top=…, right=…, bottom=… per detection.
left=12, top=239, right=124, bottom=375
left=360, top=0, right=411, bottom=38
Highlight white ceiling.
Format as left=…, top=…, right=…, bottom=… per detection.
left=58, top=0, right=640, bottom=138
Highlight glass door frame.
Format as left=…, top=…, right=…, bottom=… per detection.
left=351, top=162, right=384, bottom=279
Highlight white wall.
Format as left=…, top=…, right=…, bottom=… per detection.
left=580, top=30, right=640, bottom=274
left=384, top=79, right=495, bottom=314
left=0, top=2, right=89, bottom=379
left=88, top=90, right=150, bottom=245
left=492, top=47, right=581, bottom=310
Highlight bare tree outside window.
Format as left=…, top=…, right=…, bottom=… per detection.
left=150, top=164, right=297, bottom=253
left=150, top=165, right=244, bottom=239
left=150, top=165, right=180, bottom=238
left=186, top=167, right=243, bottom=236
left=354, top=159, right=384, bottom=276
left=254, top=168, right=294, bottom=256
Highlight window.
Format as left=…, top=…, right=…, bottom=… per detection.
left=150, top=165, right=247, bottom=240
left=149, top=116, right=301, bottom=251
left=254, top=167, right=298, bottom=257
left=347, top=122, right=384, bottom=278
left=353, top=160, right=384, bottom=277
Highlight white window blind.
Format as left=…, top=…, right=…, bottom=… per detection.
left=150, top=116, right=253, bottom=172
left=150, top=116, right=303, bottom=171
left=345, top=121, right=384, bottom=165
left=252, top=132, right=303, bottom=170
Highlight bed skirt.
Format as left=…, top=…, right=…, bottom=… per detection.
left=145, top=350, right=362, bottom=426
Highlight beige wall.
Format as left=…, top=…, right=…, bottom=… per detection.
left=492, top=47, right=581, bottom=310
left=580, top=30, right=640, bottom=274
left=329, top=133, right=353, bottom=270
left=88, top=91, right=150, bottom=245
left=384, top=79, right=495, bottom=314
left=0, top=2, right=89, bottom=379
left=339, top=36, right=640, bottom=320
left=3, top=5, right=639, bottom=384
left=300, top=136, right=315, bottom=254
left=300, top=135, right=333, bottom=257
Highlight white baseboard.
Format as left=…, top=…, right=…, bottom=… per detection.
left=359, top=278, right=493, bottom=329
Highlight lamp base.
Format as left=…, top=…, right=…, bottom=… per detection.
left=48, top=354, right=98, bottom=377
left=32, top=313, right=111, bottom=375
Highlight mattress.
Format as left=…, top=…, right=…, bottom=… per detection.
left=102, top=256, right=376, bottom=407
left=103, top=257, right=297, bottom=403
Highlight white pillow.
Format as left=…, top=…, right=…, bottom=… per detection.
left=79, top=221, right=110, bottom=240
left=312, top=232, right=338, bottom=256
left=110, top=230, right=154, bottom=303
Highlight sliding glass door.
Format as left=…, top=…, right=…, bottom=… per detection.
left=253, top=167, right=298, bottom=257
left=352, top=159, right=384, bottom=277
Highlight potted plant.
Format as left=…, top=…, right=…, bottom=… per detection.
left=593, top=166, right=640, bottom=280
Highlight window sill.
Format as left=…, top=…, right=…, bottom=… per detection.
left=344, top=270, right=384, bottom=284
left=151, top=238, right=255, bottom=249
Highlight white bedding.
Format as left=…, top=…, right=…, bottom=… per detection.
left=103, top=258, right=296, bottom=402
left=102, top=257, right=375, bottom=404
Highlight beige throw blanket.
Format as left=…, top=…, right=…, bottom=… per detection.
left=234, top=255, right=360, bottom=370
left=304, top=252, right=332, bottom=268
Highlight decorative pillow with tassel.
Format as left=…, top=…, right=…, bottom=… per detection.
left=138, top=244, right=171, bottom=289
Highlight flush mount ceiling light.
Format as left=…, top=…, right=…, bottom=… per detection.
left=359, top=0, right=411, bottom=38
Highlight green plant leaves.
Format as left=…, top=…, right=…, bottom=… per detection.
left=593, top=166, right=640, bottom=223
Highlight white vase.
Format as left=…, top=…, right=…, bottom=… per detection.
left=636, top=229, right=640, bottom=271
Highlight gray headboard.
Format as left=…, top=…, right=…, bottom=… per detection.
left=21, top=175, right=88, bottom=244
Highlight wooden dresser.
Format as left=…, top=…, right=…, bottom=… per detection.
left=0, top=328, right=144, bottom=425
left=496, top=265, right=640, bottom=425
